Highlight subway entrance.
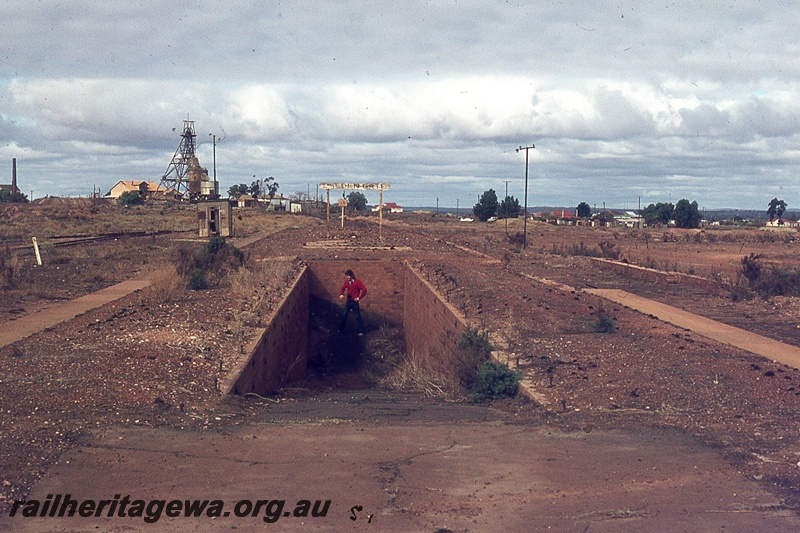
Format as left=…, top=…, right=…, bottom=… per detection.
left=223, top=260, right=470, bottom=397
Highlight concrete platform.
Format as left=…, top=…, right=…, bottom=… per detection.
left=2, top=393, right=798, bottom=532
left=586, top=288, right=800, bottom=370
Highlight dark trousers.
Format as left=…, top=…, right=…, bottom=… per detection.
left=339, top=300, right=364, bottom=333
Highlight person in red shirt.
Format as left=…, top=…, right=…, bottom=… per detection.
left=339, top=269, right=367, bottom=335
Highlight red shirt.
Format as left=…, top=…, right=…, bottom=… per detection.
left=340, top=277, right=367, bottom=301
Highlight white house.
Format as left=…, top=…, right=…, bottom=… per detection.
left=766, top=218, right=799, bottom=228
left=371, top=202, right=403, bottom=213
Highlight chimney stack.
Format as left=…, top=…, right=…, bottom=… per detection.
left=12, top=158, right=17, bottom=194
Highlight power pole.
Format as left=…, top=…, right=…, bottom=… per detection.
left=516, top=144, right=536, bottom=249
left=503, top=180, right=511, bottom=234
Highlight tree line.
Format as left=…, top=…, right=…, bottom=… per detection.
left=227, top=176, right=279, bottom=199
left=471, top=188, right=706, bottom=228
left=472, top=189, right=521, bottom=221
left=0, top=190, right=28, bottom=203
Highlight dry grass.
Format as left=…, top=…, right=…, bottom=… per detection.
left=229, top=257, right=298, bottom=295
left=141, top=265, right=185, bottom=306
left=228, top=259, right=260, bottom=293
left=226, top=258, right=301, bottom=331
left=0, top=246, right=23, bottom=290
left=233, top=210, right=309, bottom=236
left=0, top=201, right=197, bottom=242
left=381, top=356, right=463, bottom=400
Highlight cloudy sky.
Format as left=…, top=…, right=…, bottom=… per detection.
left=2, top=1, right=799, bottom=210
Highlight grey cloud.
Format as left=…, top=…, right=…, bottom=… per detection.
left=3, top=1, right=800, bottom=208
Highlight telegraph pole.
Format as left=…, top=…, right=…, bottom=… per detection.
left=516, top=144, right=535, bottom=249
left=209, top=132, right=221, bottom=198
left=503, top=180, right=511, bottom=235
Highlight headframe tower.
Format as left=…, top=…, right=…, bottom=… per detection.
left=160, top=118, right=217, bottom=200
left=159, top=119, right=196, bottom=199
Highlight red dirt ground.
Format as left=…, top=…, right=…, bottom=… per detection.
left=2, top=205, right=800, bottom=524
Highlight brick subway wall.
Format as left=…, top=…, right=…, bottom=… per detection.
left=306, top=260, right=406, bottom=326
left=403, top=266, right=470, bottom=380
left=224, top=260, right=470, bottom=395
left=222, top=265, right=310, bottom=396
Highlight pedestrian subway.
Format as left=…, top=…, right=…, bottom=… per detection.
left=222, top=260, right=470, bottom=396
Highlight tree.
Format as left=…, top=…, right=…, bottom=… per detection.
left=576, top=202, right=591, bottom=218
left=347, top=191, right=368, bottom=211
left=118, top=191, right=143, bottom=206
left=473, top=189, right=498, bottom=222
left=249, top=180, right=261, bottom=198
left=674, top=199, right=701, bottom=229
left=290, top=190, right=311, bottom=202
left=263, top=176, right=279, bottom=198
left=227, top=184, right=249, bottom=198
left=641, top=202, right=674, bottom=226
left=0, top=190, right=28, bottom=203
left=498, top=195, right=520, bottom=219
left=767, top=198, right=787, bottom=220
left=596, top=210, right=615, bottom=226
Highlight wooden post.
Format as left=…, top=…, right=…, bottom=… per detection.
left=32, top=237, right=42, bottom=266
left=326, top=189, right=330, bottom=238
left=338, top=197, right=348, bottom=228
left=379, top=189, right=384, bottom=240
left=326, top=189, right=330, bottom=224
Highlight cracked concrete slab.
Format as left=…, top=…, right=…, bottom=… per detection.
left=3, top=412, right=798, bottom=532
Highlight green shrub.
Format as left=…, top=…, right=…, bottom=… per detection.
left=187, top=268, right=208, bottom=290
left=457, top=328, right=494, bottom=355
left=598, top=241, right=620, bottom=259
left=740, top=253, right=763, bottom=286
left=739, top=253, right=800, bottom=298
left=206, top=236, right=228, bottom=256
left=205, top=236, right=245, bottom=270
left=757, top=268, right=800, bottom=298
left=507, top=232, right=525, bottom=246
left=173, top=238, right=245, bottom=290
left=118, top=191, right=143, bottom=206
left=456, top=328, right=495, bottom=388
left=470, top=361, right=522, bottom=403
left=730, top=285, right=753, bottom=302
left=594, top=308, right=617, bottom=333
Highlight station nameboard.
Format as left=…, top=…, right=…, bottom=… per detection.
left=319, top=182, right=390, bottom=191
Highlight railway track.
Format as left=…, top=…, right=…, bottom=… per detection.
left=5, top=230, right=177, bottom=251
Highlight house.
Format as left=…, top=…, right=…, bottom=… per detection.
left=766, top=218, right=799, bottom=228
left=260, top=195, right=291, bottom=211
left=371, top=202, right=403, bottom=214
left=550, top=209, right=576, bottom=225
left=237, top=194, right=258, bottom=208
left=106, top=180, right=172, bottom=200
left=0, top=183, right=19, bottom=195
left=615, top=211, right=644, bottom=229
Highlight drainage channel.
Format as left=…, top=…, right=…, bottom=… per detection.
left=221, top=260, right=470, bottom=396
